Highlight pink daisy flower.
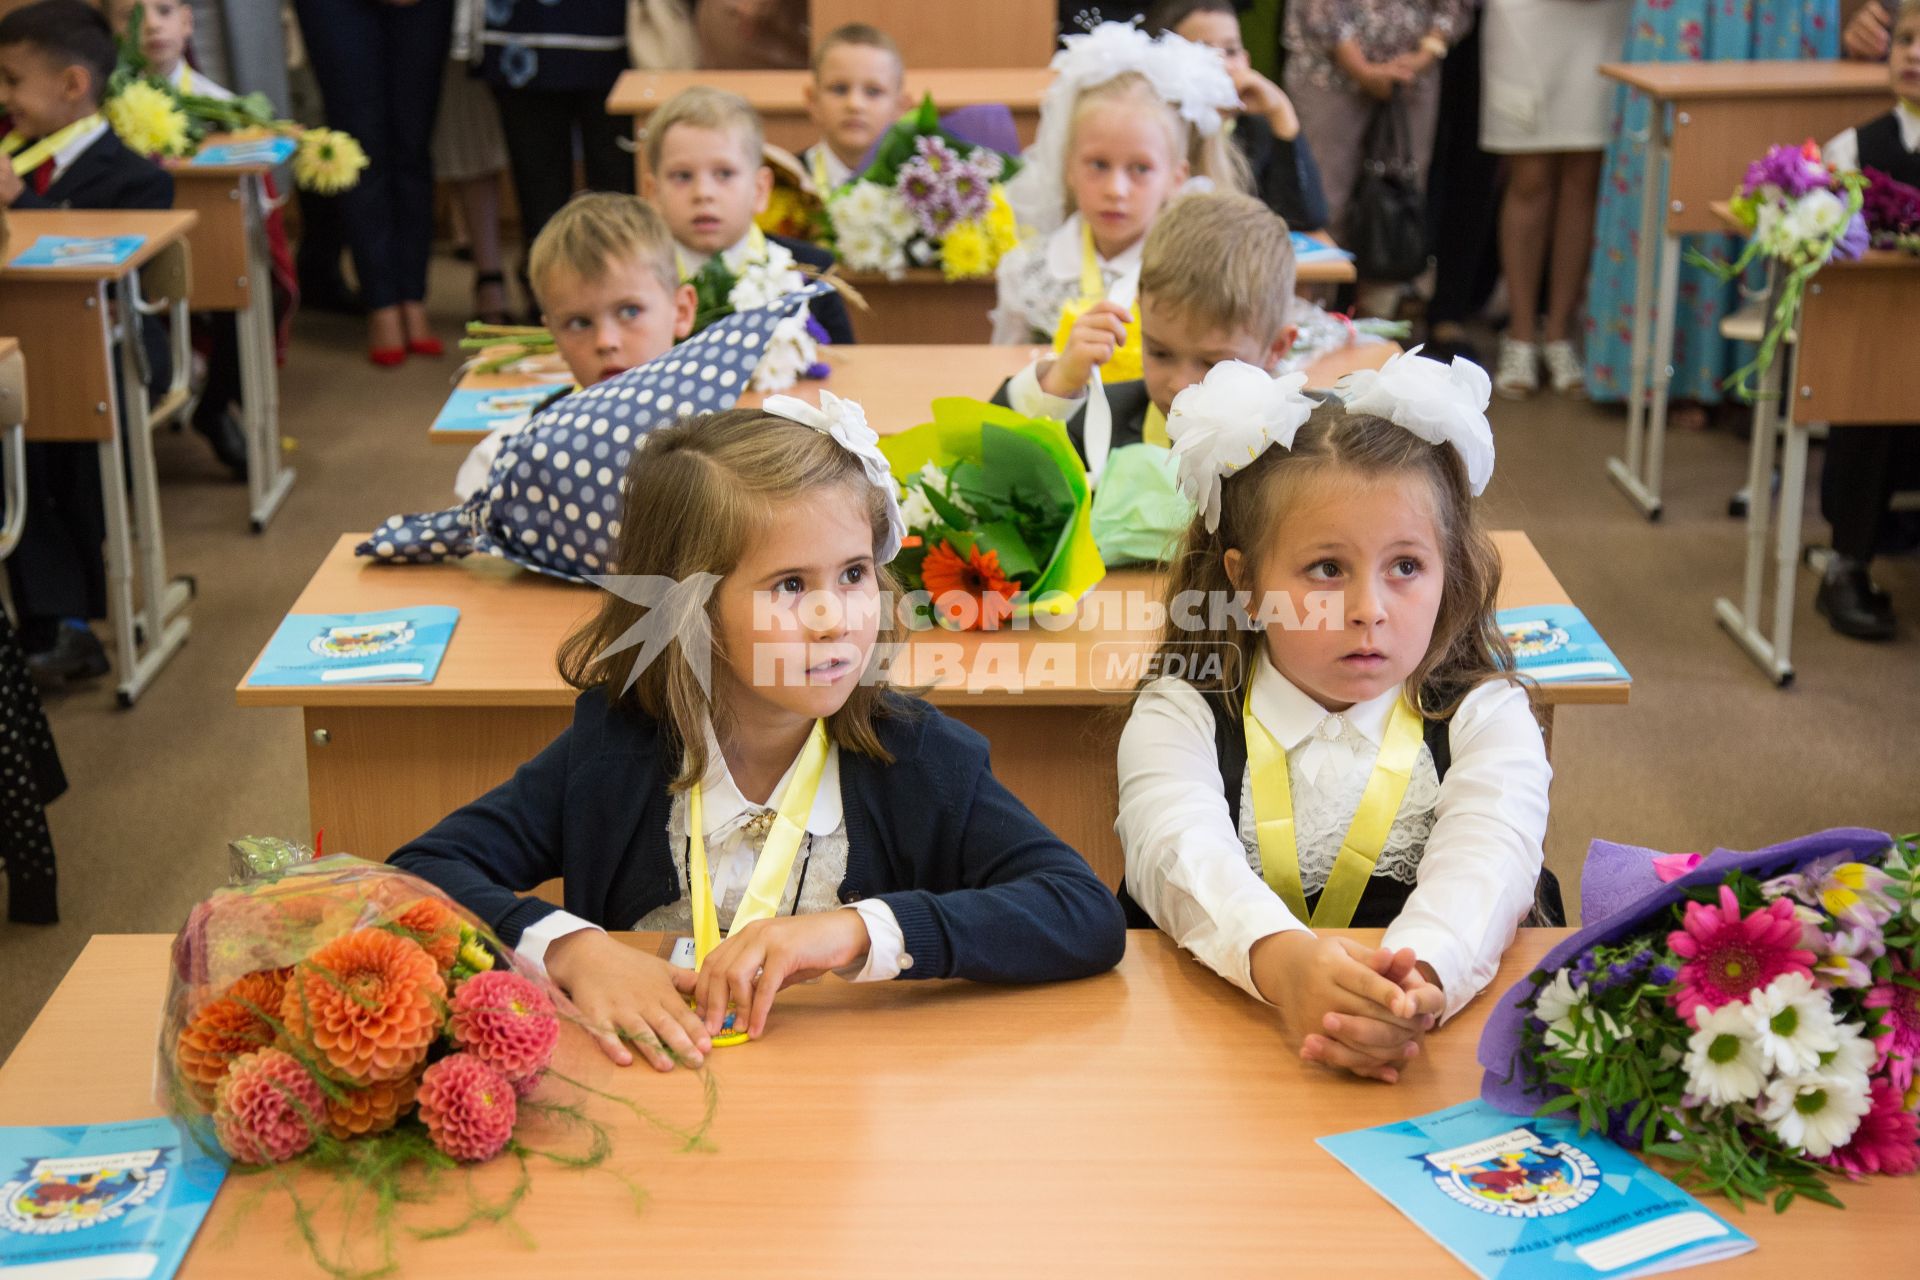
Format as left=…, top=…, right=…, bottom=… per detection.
left=1864, top=970, right=1920, bottom=1092
left=1823, top=1078, right=1920, bottom=1178
left=1667, top=886, right=1814, bottom=1028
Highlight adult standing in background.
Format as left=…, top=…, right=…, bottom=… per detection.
left=1580, top=0, right=1839, bottom=420
left=478, top=0, right=633, bottom=264
left=1283, top=0, right=1469, bottom=316
left=695, top=0, right=806, bottom=68
left=1481, top=0, right=1631, bottom=399
left=291, top=0, right=454, bottom=365
left=1423, top=3, right=1501, bottom=367
left=1842, top=1, right=1895, bottom=59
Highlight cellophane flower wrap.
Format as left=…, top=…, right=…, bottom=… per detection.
left=106, top=4, right=365, bottom=191
left=159, top=845, right=714, bottom=1278
left=1701, top=141, right=1869, bottom=398
left=1478, top=828, right=1920, bottom=1212
left=880, top=397, right=1104, bottom=630
left=825, top=95, right=1023, bottom=281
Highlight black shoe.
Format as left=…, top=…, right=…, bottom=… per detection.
left=299, top=270, right=365, bottom=316
left=193, top=407, right=249, bottom=480
left=1815, top=558, right=1896, bottom=640
left=26, top=626, right=110, bottom=689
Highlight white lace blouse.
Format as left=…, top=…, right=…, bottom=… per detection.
left=1116, top=651, right=1551, bottom=1021
left=990, top=213, right=1144, bottom=345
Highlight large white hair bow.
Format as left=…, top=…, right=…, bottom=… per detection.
left=1165, top=361, right=1315, bottom=534
left=1336, top=345, right=1496, bottom=496
left=1004, top=22, right=1239, bottom=240
left=761, top=390, right=908, bottom=563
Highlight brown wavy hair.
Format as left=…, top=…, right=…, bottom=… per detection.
left=1151, top=399, right=1523, bottom=724
left=557, top=409, right=903, bottom=787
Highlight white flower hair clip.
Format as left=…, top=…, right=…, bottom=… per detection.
left=1149, top=30, right=1241, bottom=137
left=760, top=389, right=908, bottom=564
left=1336, top=345, right=1496, bottom=496
left=1165, top=361, right=1315, bottom=533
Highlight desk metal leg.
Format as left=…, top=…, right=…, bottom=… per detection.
left=1714, top=340, right=1802, bottom=686
left=240, top=175, right=294, bottom=532
left=1610, top=101, right=1670, bottom=520
left=105, top=280, right=192, bottom=707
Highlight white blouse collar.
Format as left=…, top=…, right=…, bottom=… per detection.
left=1246, top=649, right=1403, bottom=753
left=695, top=717, right=842, bottom=837
left=1040, top=211, right=1145, bottom=283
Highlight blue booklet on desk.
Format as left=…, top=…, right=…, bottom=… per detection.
left=1319, top=1101, right=1753, bottom=1278
left=0, top=1116, right=226, bottom=1279
left=247, top=606, right=458, bottom=686
left=1497, top=604, right=1629, bottom=683
left=1292, top=230, right=1353, bottom=262
left=430, top=385, right=570, bottom=436
left=9, top=235, right=145, bottom=269
left=190, top=136, right=297, bottom=167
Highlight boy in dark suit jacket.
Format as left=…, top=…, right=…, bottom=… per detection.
left=0, top=0, right=174, bottom=684
left=993, top=192, right=1298, bottom=468
left=641, top=85, right=856, bottom=346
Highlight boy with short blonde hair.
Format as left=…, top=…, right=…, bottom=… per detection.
left=642, top=86, right=854, bottom=344
left=527, top=192, right=694, bottom=390
left=996, top=191, right=1299, bottom=462
left=802, top=23, right=908, bottom=191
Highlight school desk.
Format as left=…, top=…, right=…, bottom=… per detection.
left=0, top=338, right=22, bottom=562
left=0, top=209, right=201, bottom=706
left=840, top=234, right=1359, bottom=345
left=236, top=526, right=1622, bottom=886
left=1595, top=60, right=1889, bottom=521
left=165, top=140, right=296, bottom=531
left=4, top=930, right=1912, bottom=1277
left=608, top=68, right=1050, bottom=184
left=1705, top=203, right=1917, bottom=686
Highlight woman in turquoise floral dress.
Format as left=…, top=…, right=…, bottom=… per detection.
left=1583, top=0, right=1839, bottom=416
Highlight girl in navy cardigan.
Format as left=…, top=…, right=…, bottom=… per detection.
left=392, top=398, right=1126, bottom=1071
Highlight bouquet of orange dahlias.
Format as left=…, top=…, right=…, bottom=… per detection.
left=160, top=846, right=714, bottom=1277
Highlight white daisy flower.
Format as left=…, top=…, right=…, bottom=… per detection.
left=1759, top=1069, right=1872, bottom=1158
left=898, top=483, right=936, bottom=534
left=1744, top=971, right=1842, bottom=1076
left=1682, top=1003, right=1768, bottom=1107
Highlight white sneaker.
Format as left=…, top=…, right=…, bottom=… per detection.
left=1542, top=341, right=1587, bottom=398
left=1494, top=338, right=1538, bottom=399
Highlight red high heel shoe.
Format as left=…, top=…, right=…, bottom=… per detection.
left=406, top=334, right=444, bottom=358
left=368, top=346, right=407, bottom=367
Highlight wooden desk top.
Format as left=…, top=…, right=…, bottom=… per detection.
left=236, top=528, right=1627, bottom=710
left=609, top=67, right=1050, bottom=117
left=0, top=209, right=198, bottom=280
left=1599, top=58, right=1890, bottom=100
left=2, top=930, right=1908, bottom=1275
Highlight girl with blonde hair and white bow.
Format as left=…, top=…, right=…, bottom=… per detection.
left=1115, top=349, right=1557, bottom=1084
left=394, top=396, right=1125, bottom=1072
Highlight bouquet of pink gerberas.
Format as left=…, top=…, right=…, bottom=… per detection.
left=1479, top=829, right=1920, bottom=1212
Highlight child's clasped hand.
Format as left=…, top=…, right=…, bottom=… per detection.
left=1252, top=932, right=1444, bottom=1084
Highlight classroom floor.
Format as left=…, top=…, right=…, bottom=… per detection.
left=2, top=259, right=1916, bottom=1062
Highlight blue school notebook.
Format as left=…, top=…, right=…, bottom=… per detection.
left=190, top=136, right=297, bottom=167
left=1497, top=604, right=1629, bottom=683
left=8, top=235, right=146, bottom=269
left=246, top=606, right=459, bottom=686
left=1291, top=230, right=1354, bottom=262
left=430, top=385, right=570, bottom=437
left=1318, top=1101, right=1753, bottom=1279
left=0, top=1116, right=226, bottom=1278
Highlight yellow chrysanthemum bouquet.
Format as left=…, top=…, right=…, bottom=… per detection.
left=106, top=4, right=366, bottom=192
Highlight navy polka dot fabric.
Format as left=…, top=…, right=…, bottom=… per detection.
left=356, top=290, right=825, bottom=583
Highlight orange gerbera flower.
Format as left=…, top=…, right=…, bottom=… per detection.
left=177, top=967, right=290, bottom=1103
left=324, top=1072, right=420, bottom=1141
left=920, top=541, right=1018, bottom=631
left=280, top=928, right=445, bottom=1085
left=387, top=897, right=462, bottom=973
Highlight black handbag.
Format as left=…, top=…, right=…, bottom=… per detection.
left=1347, top=91, right=1428, bottom=282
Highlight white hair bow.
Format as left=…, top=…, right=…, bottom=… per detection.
left=760, top=390, right=908, bottom=563
left=1165, top=361, right=1315, bottom=534
left=1336, top=345, right=1497, bottom=496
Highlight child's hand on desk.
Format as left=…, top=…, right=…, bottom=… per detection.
left=1038, top=301, right=1132, bottom=399
left=544, top=929, right=712, bottom=1072
left=676, top=910, right=871, bottom=1040
left=1250, top=932, right=1439, bottom=1083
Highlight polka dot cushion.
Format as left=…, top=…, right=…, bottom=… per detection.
left=356, top=289, right=824, bottom=583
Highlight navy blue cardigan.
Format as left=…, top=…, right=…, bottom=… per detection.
left=391, top=690, right=1126, bottom=984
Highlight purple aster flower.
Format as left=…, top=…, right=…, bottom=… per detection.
left=912, top=134, right=958, bottom=174
left=1743, top=143, right=1831, bottom=200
